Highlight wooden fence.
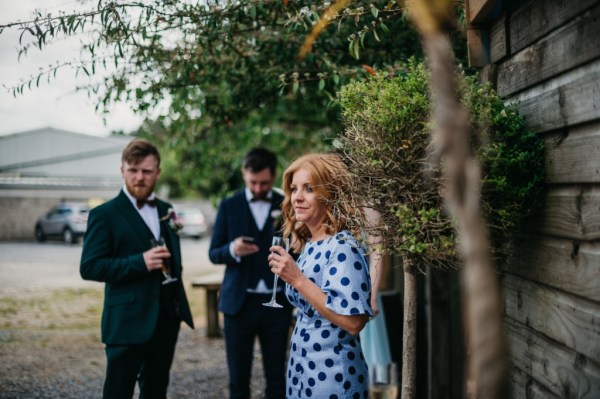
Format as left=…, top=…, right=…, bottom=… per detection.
left=465, top=0, right=600, bottom=397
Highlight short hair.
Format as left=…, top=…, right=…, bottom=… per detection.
left=122, top=139, right=161, bottom=167
left=242, top=147, right=277, bottom=175
left=281, top=153, right=364, bottom=252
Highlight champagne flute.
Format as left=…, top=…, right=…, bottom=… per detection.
left=369, top=362, right=398, bottom=399
left=150, top=237, right=178, bottom=285
left=263, top=236, right=289, bottom=308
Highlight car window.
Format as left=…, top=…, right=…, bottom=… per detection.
left=47, top=208, right=61, bottom=218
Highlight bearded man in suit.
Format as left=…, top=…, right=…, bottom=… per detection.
left=209, top=147, right=292, bottom=399
left=81, top=138, right=194, bottom=399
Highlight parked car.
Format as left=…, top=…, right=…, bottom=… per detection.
left=176, top=206, right=208, bottom=239
left=35, top=202, right=89, bottom=244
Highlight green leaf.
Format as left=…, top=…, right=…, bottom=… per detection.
left=19, top=29, right=29, bottom=45
left=352, top=39, right=360, bottom=59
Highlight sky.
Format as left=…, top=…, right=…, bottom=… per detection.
left=0, top=0, right=144, bottom=137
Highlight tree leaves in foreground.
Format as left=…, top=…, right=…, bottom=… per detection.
left=2, top=1, right=465, bottom=198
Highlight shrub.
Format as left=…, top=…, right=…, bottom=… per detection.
left=338, top=59, right=545, bottom=269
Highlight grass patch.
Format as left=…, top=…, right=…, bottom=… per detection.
left=0, top=287, right=104, bottom=332
left=0, top=283, right=208, bottom=335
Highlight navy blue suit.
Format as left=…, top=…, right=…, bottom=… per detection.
left=209, top=190, right=292, bottom=399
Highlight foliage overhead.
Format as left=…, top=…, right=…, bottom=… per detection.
left=5, top=1, right=423, bottom=111
left=2, top=0, right=467, bottom=199
left=338, top=60, right=545, bottom=269
left=141, top=96, right=333, bottom=201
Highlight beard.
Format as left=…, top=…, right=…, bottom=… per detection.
left=125, top=180, right=155, bottom=200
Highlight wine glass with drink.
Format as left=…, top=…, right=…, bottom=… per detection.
left=369, top=362, right=398, bottom=399
left=150, top=237, right=178, bottom=285
left=263, top=236, right=289, bottom=308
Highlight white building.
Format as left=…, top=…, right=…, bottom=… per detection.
left=0, top=128, right=132, bottom=240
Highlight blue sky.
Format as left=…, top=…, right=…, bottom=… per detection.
left=0, top=0, right=143, bottom=136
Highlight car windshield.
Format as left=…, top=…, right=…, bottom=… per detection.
left=180, top=207, right=207, bottom=222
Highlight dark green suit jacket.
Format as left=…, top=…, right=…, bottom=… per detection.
left=80, top=190, right=194, bottom=345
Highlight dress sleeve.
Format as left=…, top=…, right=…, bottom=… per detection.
left=322, top=234, right=373, bottom=317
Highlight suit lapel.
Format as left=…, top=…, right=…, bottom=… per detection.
left=239, top=192, right=254, bottom=234
left=114, top=190, right=154, bottom=248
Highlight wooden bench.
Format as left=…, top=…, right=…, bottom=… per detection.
left=191, top=271, right=224, bottom=338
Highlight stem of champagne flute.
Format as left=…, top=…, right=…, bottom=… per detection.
left=270, top=274, right=279, bottom=302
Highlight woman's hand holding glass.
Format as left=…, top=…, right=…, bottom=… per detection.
left=263, top=236, right=289, bottom=308
left=267, top=241, right=302, bottom=287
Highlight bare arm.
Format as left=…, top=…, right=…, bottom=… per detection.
left=369, top=250, right=383, bottom=315
left=364, top=206, right=384, bottom=315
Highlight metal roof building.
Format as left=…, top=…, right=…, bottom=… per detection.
left=0, top=127, right=132, bottom=240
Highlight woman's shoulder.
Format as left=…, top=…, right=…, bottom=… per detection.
left=329, top=230, right=365, bottom=253
left=331, top=229, right=358, bottom=243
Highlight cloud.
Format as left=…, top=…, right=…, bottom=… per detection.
left=0, top=0, right=144, bottom=137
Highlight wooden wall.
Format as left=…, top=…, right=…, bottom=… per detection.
left=466, top=0, right=600, bottom=397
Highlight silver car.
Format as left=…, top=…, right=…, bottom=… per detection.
left=176, top=206, right=209, bottom=239
left=34, top=202, right=89, bottom=244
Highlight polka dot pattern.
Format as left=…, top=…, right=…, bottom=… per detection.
left=284, top=230, right=372, bottom=398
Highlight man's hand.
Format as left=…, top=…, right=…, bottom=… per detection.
left=233, top=237, right=259, bottom=257
left=143, top=246, right=171, bottom=271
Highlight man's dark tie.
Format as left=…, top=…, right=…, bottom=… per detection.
left=137, top=198, right=157, bottom=209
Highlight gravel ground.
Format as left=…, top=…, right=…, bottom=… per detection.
left=0, top=288, right=266, bottom=399
left=0, top=240, right=267, bottom=398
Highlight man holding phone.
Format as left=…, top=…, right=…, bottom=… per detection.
left=209, top=147, right=292, bottom=399
left=241, top=236, right=255, bottom=244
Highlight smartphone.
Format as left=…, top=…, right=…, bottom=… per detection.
left=241, top=236, right=255, bottom=244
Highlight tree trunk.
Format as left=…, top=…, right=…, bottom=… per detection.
left=401, top=257, right=417, bottom=399
left=408, top=2, right=510, bottom=395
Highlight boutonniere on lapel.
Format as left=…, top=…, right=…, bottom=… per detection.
left=271, top=209, right=283, bottom=233
left=160, top=208, right=184, bottom=234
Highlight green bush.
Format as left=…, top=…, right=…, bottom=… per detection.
left=338, top=59, right=544, bottom=268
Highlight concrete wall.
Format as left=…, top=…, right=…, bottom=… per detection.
left=0, top=188, right=217, bottom=241
left=0, top=188, right=116, bottom=241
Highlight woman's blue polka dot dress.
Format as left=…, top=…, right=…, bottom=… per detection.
left=285, top=230, right=373, bottom=398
